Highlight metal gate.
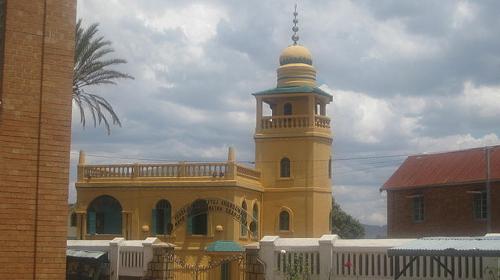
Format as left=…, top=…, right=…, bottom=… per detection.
left=171, top=254, right=246, bottom=280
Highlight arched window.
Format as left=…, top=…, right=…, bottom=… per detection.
left=284, top=103, right=292, bottom=115
left=280, top=157, right=291, bottom=178
left=87, top=195, right=122, bottom=235
left=251, top=204, right=259, bottom=237
left=188, top=199, right=208, bottom=235
left=70, top=212, right=77, bottom=227
left=152, top=200, right=172, bottom=235
left=241, top=200, right=248, bottom=236
left=279, top=211, right=290, bottom=231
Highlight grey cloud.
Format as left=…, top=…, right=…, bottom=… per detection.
left=72, top=0, right=500, bottom=225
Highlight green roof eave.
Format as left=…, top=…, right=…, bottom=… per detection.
left=205, top=240, right=244, bottom=252
left=252, top=86, right=333, bottom=100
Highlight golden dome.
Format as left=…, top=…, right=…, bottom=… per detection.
left=277, top=44, right=316, bottom=87
left=279, top=45, right=313, bottom=66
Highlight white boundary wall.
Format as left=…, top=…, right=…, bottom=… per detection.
left=258, top=235, right=499, bottom=280
left=67, top=237, right=160, bottom=280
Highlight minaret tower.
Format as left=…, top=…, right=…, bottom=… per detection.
left=253, top=6, right=333, bottom=237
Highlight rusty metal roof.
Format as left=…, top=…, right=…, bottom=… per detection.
left=382, top=146, right=500, bottom=190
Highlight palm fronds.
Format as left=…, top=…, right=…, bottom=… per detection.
left=73, top=19, right=133, bottom=135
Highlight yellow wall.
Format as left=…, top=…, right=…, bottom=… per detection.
left=75, top=185, right=262, bottom=249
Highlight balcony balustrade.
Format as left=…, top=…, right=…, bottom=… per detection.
left=78, top=162, right=261, bottom=182
left=260, top=114, right=330, bottom=130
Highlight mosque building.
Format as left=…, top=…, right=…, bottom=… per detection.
left=72, top=10, right=334, bottom=257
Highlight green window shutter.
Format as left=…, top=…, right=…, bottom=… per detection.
left=187, top=216, right=193, bottom=235
left=151, top=209, right=157, bottom=236
left=88, top=211, right=96, bottom=234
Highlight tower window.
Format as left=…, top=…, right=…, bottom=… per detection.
left=279, top=210, right=290, bottom=231
left=283, top=103, right=292, bottom=115
left=280, top=157, right=291, bottom=178
left=241, top=200, right=248, bottom=237
left=152, top=199, right=172, bottom=235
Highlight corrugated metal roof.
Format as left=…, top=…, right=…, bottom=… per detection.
left=66, top=249, right=107, bottom=260
left=382, top=146, right=500, bottom=190
left=388, top=236, right=500, bottom=257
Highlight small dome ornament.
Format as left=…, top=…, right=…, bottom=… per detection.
left=292, top=4, right=299, bottom=45
left=276, top=4, right=317, bottom=87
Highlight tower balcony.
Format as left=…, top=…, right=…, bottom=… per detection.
left=258, top=114, right=330, bottom=131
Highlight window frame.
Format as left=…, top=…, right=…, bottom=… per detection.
left=240, top=200, right=248, bottom=238
left=280, top=157, right=291, bottom=178
left=279, top=210, right=290, bottom=231
left=412, top=195, right=424, bottom=223
left=153, top=199, right=172, bottom=235
left=188, top=199, right=209, bottom=236
left=473, top=191, right=487, bottom=220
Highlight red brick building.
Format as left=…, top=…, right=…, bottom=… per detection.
left=0, top=1, right=75, bottom=279
left=381, top=146, right=500, bottom=238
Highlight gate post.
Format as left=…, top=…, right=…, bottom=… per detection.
left=259, top=236, right=279, bottom=279
left=318, top=234, right=338, bottom=279
left=144, top=242, right=175, bottom=280
left=109, top=237, right=125, bottom=280
left=245, top=243, right=266, bottom=280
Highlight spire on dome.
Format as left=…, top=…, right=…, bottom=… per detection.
left=292, top=4, right=299, bottom=45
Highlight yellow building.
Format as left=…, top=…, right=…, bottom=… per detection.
left=74, top=18, right=333, bottom=259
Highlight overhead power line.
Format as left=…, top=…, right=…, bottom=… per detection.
left=70, top=151, right=410, bottom=163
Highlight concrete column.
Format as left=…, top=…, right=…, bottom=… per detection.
left=318, top=234, right=339, bottom=279
left=320, top=102, right=326, bottom=116
left=256, top=96, right=263, bottom=130
left=308, top=95, right=315, bottom=127
left=259, top=236, right=279, bottom=279
left=142, top=237, right=159, bottom=274
left=109, top=237, right=125, bottom=280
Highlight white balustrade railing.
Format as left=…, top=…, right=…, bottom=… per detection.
left=81, top=162, right=230, bottom=179
left=260, top=115, right=331, bottom=130
left=258, top=235, right=492, bottom=280
left=261, top=115, right=309, bottom=129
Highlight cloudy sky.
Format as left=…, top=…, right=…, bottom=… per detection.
left=71, top=0, right=500, bottom=226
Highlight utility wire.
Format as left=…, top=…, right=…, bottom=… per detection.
left=70, top=151, right=410, bottom=163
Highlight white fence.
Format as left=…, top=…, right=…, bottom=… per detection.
left=67, top=237, right=163, bottom=280
left=258, top=235, right=499, bottom=280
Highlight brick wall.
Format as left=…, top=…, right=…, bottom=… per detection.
left=0, top=0, right=75, bottom=279
left=387, top=182, right=500, bottom=238
left=245, top=248, right=265, bottom=280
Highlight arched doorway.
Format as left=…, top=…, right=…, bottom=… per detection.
left=87, top=195, right=122, bottom=235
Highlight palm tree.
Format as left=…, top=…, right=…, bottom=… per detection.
left=73, top=19, right=133, bottom=135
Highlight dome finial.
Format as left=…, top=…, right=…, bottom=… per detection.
left=292, top=4, right=299, bottom=45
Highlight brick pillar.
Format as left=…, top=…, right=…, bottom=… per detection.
left=245, top=246, right=266, bottom=280
left=0, top=0, right=76, bottom=279
left=144, top=243, right=175, bottom=280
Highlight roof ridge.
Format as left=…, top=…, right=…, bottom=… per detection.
left=409, top=144, right=500, bottom=158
